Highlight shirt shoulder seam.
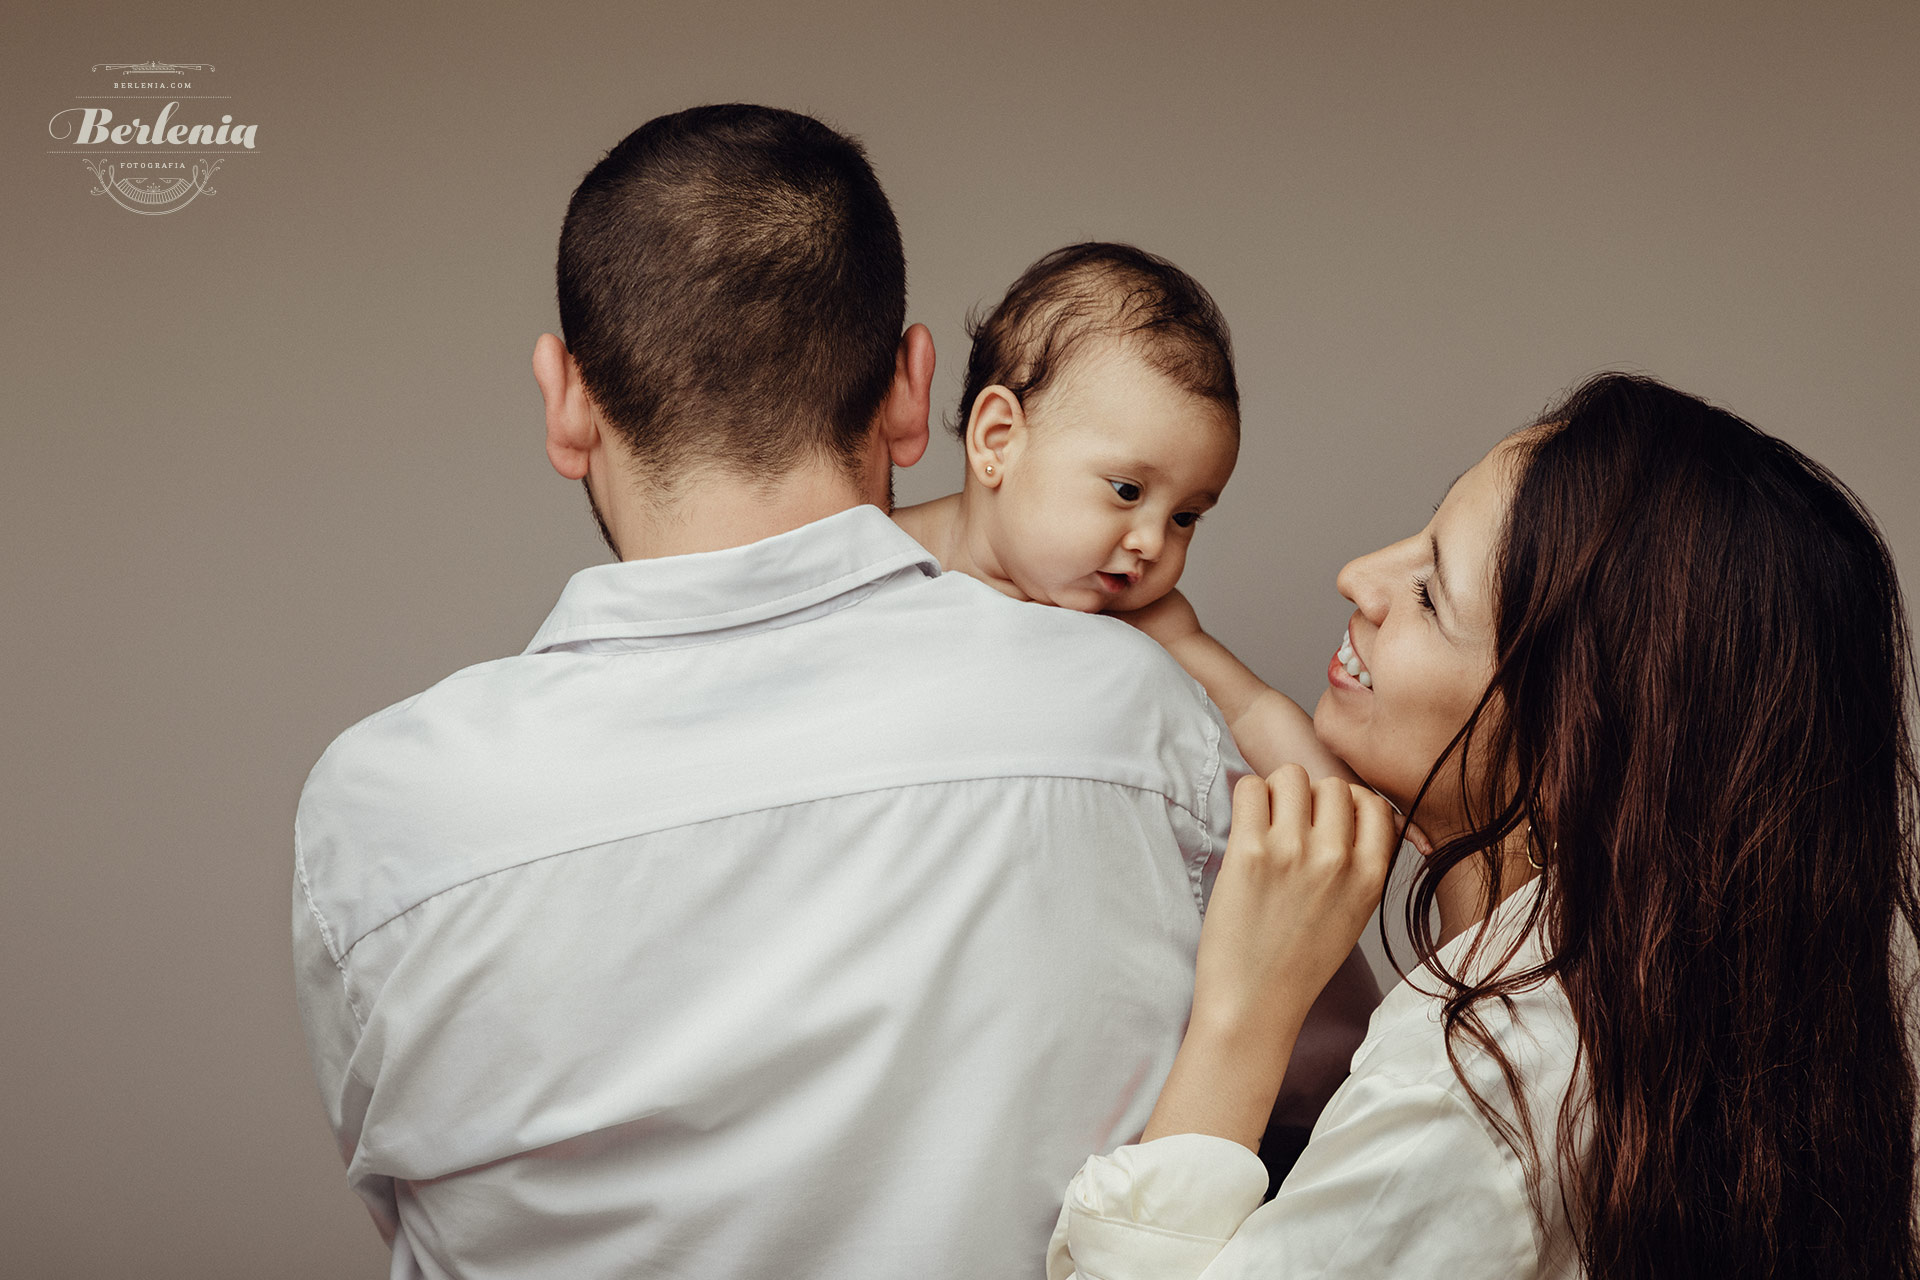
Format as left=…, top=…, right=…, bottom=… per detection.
left=331, top=772, right=1209, bottom=963
left=294, top=821, right=369, bottom=1031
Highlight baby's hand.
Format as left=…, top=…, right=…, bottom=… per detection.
left=1114, top=587, right=1203, bottom=646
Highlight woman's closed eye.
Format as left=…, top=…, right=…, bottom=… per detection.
left=1412, top=573, right=1435, bottom=612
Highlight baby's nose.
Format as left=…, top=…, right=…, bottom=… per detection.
left=1123, top=523, right=1163, bottom=560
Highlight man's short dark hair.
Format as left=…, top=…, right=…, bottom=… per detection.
left=953, top=242, right=1238, bottom=439
left=558, top=104, right=906, bottom=481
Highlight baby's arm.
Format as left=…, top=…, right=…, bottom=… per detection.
left=1120, top=590, right=1355, bottom=785
left=1121, top=588, right=1382, bottom=1170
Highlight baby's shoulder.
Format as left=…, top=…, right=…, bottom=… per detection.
left=903, top=574, right=1225, bottom=747
left=888, top=494, right=955, bottom=551
left=929, top=572, right=1199, bottom=680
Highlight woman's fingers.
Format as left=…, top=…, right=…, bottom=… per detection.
left=1188, top=769, right=1395, bottom=1069
left=1266, top=763, right=1311, bottom=859
left=1308, top=775, right=1355, bottom=861
left=1341, top=786, right=1398, bottom=933
left=1245, top=767, right=1388, bottom=885
left=1350, top=785, right=1397, bottom=881
left=1229, top=773, right=1273, bottom=847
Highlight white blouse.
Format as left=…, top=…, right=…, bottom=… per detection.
left=1049, top=878, right=1584, bottom=1279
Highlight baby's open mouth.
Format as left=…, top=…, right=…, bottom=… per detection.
left=1097, top=571, right=1132, bottom=593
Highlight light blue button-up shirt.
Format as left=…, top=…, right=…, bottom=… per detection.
left=294, top=504, right=1242, bottom=1280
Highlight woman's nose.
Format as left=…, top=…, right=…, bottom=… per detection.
left=1336, top=542, right=1400, bottom=625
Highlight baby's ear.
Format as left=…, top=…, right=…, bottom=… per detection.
left=965, top=385, right=1022, bottom=489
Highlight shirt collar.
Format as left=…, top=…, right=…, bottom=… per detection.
left=525, top=504, right=940, bottom=653
left=1440, top=872, right=1550, bottom=982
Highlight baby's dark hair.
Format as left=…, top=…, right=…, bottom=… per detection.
left=951, top=241, right=1239, bottom=440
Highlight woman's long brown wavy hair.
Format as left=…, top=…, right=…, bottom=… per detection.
left=1393, top=373, right=1920, bottom=1277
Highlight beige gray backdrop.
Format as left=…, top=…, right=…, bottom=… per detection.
left=4, top=2, right=1916, bottom=1275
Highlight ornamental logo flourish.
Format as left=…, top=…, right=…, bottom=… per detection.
left=46, top=60, right=258, bottom=216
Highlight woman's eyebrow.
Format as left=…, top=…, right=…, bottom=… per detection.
left=1425, top=467, right=1468, bottom=603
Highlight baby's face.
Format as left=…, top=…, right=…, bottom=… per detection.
left=986, top=342, right=1239, bottom=613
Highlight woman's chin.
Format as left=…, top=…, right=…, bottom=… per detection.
left=1312, top=690, right=1365, bottom=759
left=1310, top=708, right=1424, bottom=840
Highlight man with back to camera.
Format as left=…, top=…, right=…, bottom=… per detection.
left=292, top=104, right=1243, bottom=1278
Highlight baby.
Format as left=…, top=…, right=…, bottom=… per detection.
left=894, top=241, right=1346, bottom=785
left=894, top=243, right=1381, bottom=1182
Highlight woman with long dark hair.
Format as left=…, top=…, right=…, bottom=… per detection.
left=1049, top=373, right=1920, bottom=1278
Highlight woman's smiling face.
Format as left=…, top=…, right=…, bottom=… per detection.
left=1314, top=438, right=1522, bottom=836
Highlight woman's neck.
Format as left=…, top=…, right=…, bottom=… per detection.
left=1433, top=846, right=1539, bottom=947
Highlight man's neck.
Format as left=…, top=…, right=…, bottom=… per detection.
left=603, top=460, right=878, bottom=560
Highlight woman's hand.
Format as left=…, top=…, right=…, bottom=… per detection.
left=1196, top=768, right=1397, bottom=1042
left=1142, top=766, right=1398, bottom=1149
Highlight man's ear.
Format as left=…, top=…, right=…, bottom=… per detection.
left=534, top=333, right=596, bottom=480
left=874, top=323, right=934, bottom=468
left=964, top=385, right=1024, bottom=489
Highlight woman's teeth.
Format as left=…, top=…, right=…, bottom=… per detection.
left=1338, top=629, right=1372, bottom=688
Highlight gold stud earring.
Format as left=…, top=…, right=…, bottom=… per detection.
left=984, top=464, right=995, bottom=476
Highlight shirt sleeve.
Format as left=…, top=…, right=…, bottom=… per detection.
left=1046, top=1133, right=1268, bottom=1280
left=291, top=861, right=401, bottom=1248
left=1048, top=1077, right=1540, bottom=1279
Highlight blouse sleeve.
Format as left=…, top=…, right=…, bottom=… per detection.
left=1047, top=1077, right=1541, bottom=1280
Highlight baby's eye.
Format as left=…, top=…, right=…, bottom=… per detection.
left=1109, top=480, right=1142, bottom=501
left=1172, top=512, right=1201, bottom=528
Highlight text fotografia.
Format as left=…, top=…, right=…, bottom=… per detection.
left=51, top=103, right=257, bottom=149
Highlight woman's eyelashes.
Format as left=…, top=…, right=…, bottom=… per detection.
left=1413, top=573, right=1435, bottom=612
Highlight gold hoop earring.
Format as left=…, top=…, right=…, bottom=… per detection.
left=1525, top=826, right=1553, bottom=872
